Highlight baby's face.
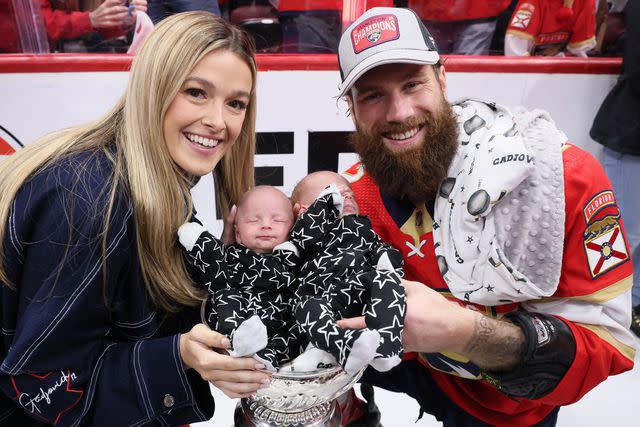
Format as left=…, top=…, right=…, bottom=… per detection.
left=297, top=172, right=359, bottom=217
left=235, top=187, right=293, bottom=253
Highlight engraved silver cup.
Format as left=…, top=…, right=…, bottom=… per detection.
left=234, top=366, right=363, bottom=427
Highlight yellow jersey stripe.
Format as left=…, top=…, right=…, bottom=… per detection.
left=576, top=323, right=636, bottom=361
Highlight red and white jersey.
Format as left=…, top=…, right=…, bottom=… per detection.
left=505, top=0, right=596, bottom=56
left=344, top=143, right=635, bottom=426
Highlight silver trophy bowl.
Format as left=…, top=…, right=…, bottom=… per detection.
left=235, top=366, right=364, bottom=427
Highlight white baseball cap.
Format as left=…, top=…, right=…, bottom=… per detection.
left=337, top=7, right=440, bottom=97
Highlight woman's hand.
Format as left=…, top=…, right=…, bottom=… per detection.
left=221, top=204, right=237, bottom=245
left=180, top=324, right=271, bottom=398
left=89, top=0, right=130, bottom=29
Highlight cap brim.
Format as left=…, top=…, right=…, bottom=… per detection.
left=337, top=49, right=440, bottom=97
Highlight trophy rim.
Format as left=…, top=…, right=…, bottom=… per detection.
left=270, top=365, right=343, bottom=380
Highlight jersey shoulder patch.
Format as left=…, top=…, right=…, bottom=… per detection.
left=510, top=3, right=535, bottom=30
left=342, top=162, right=365, bottom=184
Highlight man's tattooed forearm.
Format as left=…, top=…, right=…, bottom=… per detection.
left=464, top=315, right=495, bottom=355
left=463, top=315, right=524, bottom=371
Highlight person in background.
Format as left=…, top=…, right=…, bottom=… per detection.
left=590, top=0, right=639, bottom=337
left=278, top=0, right=392, bottom=53
left=147, top=0, right=220, bottom=24
left=505, top=0, right=596, bottom=56
left=594, top=0, right=627, bottom=56
left=336, top=6, right=635, bottom=426
left=0, top=12, right=269, bottom=425
left=408, top=0, right=512, bottom=55
left=42, top=0, right=148, bottom=52
left=0, top=0, right=21, bottom=52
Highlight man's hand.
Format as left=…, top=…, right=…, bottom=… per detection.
left=337, top=279, right=471, bottom=352
left=338, top=279, right=524, bottom=371
left=400, top=279, right=478, bottom=353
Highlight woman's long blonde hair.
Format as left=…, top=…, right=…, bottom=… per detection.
left=0, top=12, right=256, bottom=312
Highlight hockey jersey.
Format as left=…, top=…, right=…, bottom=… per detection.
left=505, top=0, right=596, bottom=56
left=344, top=143, right=635, bottom=426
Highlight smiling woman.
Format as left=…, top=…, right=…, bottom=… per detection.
left=0, top=11, right=268, bottom=426
left=164, top=50, right=253, bottom=177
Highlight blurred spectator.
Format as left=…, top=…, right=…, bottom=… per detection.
left=592, top=0, right=608, bottom=53
left=42, top=0, right=147, bottom=52
left=594, top=0, right=627, bottom=56
left=490, top=0, right=520, bottom=55
left=504, top=0, right=596, bottom=56
left=0, top=0, right=21, bottom=52
left=147, top=0, right=220, bottom=24
left=228, top=0, right=280, bottom=52
left=1, top=0, right=50, bottom=53
left=278, top=0, right=392, bottom=53
left=590, top=0, right=639, bottom=336
left=408, top=0, right=511, bottom=55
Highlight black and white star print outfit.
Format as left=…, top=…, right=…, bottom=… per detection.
left=178, top=223, right=305, bottom=371
left=291, top=185, right=406, bottom=377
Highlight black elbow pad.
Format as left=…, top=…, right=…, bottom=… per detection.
left=482, top=311, right=576, bottom=400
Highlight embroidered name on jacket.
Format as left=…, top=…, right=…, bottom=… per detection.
left=12, top=370, right=83, bottom=424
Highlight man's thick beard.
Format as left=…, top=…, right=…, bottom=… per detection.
left=350, top=101, right=459, bottom=203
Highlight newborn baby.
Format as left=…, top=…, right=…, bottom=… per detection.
left=178, top=186, right=304, bottom=370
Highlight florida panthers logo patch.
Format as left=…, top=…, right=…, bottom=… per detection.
left=367, top=31, right=382, bottom=43
left=351, top=14, right=399, bottom=54
left=510, top=2, right=535, bottom=30
left=582, top=191, right=629, bottom=278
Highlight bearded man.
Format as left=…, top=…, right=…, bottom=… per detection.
left=336, top=7, right=636, bottom=427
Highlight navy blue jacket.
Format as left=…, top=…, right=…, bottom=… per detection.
left=0, top=150, right=214, bottom=425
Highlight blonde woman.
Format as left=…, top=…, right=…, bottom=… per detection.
left=0, top=12, right=268, bottom=425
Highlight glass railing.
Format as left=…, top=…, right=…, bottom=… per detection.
left=0, top=0, right=627, bottom=57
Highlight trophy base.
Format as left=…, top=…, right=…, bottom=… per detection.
left=234, top=398, right=341, bottom=427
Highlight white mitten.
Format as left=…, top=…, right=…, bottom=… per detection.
left=230, top=315, right=268, bottom=357
left=273, top=241, right=299, bottom=257
left=318, top=184, right=344, bottom=216
left=177, top=222, right=206, bottom=252
left=344, top=329, right=380, bottom=377
left=376, top=252, right=394, bottom=271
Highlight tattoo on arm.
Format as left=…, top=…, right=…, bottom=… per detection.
left=463, top=315, right=524, bottom=372
left=464, top=316, right=495, bottom=354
